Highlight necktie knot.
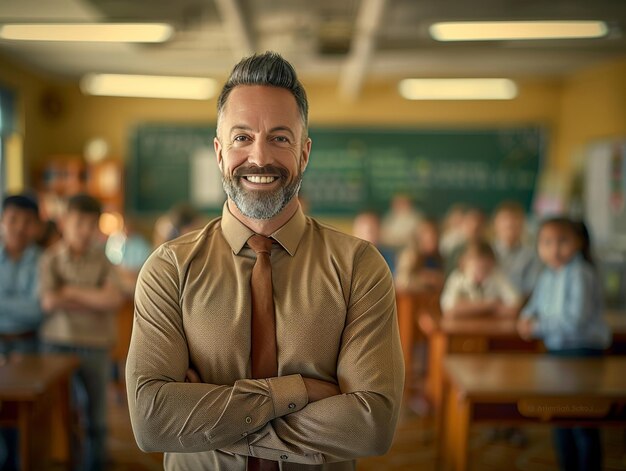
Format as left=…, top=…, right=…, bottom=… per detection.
left=248, top=234, right=273, bottom=254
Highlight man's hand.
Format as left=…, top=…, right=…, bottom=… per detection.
left=185, top=368, right=202, bottom=383
left=302, top=378, right=341, bottom=402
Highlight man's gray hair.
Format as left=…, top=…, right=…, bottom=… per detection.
left=217, top=51, right=309, bottom=130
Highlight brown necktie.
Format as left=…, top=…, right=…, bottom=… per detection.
left=247, top=235, right=279, bottom=471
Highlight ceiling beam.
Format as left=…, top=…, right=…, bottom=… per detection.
left=214, top=0, right=254, bottom=59
left=338, top=0, right=387, bottom=101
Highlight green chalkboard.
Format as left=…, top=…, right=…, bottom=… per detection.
left=128, top=125, right=544, bottom=216
left=128, top=124, right=217, bottom=214
left=303, top=127, right=544, bottom=216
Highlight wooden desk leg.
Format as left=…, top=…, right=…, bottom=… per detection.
left=453, top=396, right=471, bottom=471
left=18, top=403, right=31, bottom=471
left=436, top=371, right=450, bottom=468
left=430, top=333, right=446, bottom=409
left=59, top=376, right=74, bottom=470
left=397, top=295, right=414, bottom=395
left=442, top=386, right=471, bottom=471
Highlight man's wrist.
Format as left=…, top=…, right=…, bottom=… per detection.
left=267, top=374, right=308, bottom=418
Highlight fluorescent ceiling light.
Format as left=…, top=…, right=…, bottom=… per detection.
left=81, top=74, right=217, bottom=100
left=0, top=23, right=173, bottom=42
left=429, top=21, right=608, bottom=41
left=398, top=78, right=518, bottom=100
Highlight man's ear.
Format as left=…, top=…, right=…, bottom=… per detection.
left=300, top=137, right=312, bottom=173
left=214, top=137, right=223, bottom=167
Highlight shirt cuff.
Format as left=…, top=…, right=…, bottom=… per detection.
left=267, top=374, right=308, bottom=418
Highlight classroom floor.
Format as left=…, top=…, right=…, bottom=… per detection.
left=89, top=386, right=626, bottom=471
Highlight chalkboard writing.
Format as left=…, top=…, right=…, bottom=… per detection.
left=128, top=125, right=544, bottom=216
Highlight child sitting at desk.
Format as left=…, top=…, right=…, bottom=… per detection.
left=440, top=240, right=521, bottom=318
left=517, top=217, right=611, bottom=471
left=491, top=201, right=543, bottom=300
left=395, top=217, right=445, bottom=295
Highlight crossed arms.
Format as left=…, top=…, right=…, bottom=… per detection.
left=126, top=244, right=404, bottom=464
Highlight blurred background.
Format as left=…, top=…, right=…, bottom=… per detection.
left=1, top=0, right=626, bottom=470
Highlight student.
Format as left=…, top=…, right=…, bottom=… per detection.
left=441, top=240, right=521, bottom=318
left=40, top=194, right=124, bottom=471
left=0, top=193, right=43, bottom=471
left=492, top=201, right=542, bottom=298
left=353, top=210, right=396, bottom=273
left=0, top=193, right=43, bottom=355
left=395, top=218, right=445, bottom=294
left=395, top=218, right=445, bottom=416
left=517, top=217, right=610, bottom=471
left=439, top=203, right=467, bottom=258
left=445, top=207, right=487, bottom=275
left=380, top=194, right=423, bottom=250
left=105, top=217, right=152, bottom=297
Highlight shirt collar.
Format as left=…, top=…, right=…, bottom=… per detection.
left=220, top=202, right=307, bottom=257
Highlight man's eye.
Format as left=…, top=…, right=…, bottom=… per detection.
left=274, top=136, right=289, bottom=143
left=234, top=135, right=249, bottom=142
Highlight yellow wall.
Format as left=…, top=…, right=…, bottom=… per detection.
left=29, top=76, right=563, bottom=165
left=0, top=53, right=49, bottom=188
left=554, top=57, right=626, bottom=176
left=2, top=51, right=626, bottom=202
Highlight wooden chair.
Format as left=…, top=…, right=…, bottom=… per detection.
left=396, top=290, right=442, bottom=398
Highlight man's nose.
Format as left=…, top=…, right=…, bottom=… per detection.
left=247, top=139, right=273, bottom=167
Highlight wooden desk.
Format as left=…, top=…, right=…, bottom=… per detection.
left=426, top=311, right=626, bottom=410
left=606, top=311, right=626, bottom=354
left=442, top=354, right=626, bottom=471
left=0, top=354, right=79, bottom=471
left=426, top=315, right=542, bottom=412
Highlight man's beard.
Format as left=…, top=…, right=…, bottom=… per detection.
left=221, top=164, right=303, bottom=220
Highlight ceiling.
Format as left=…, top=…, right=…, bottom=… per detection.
left=1, top=0, right=625, bottom=98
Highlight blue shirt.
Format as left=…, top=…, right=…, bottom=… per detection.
left=521, top=254, right=611, bottom=350
left=0, top=244, right=44, bottom=334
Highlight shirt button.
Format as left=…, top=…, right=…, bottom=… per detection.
left=245, top=416, right=252, bottom=424
left=288, top=403, right=296, bottom=409
left=280, top=454, right=288, bottom=460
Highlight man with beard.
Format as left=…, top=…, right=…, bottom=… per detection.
left=126, top=52, right=404, bottom=471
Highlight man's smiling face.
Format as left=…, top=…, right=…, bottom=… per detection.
left=214, top=85, right=311, bottom=220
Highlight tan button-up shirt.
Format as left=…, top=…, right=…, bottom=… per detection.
left=126, top=204, right=404, bottom=470
left=40, top=242, right=119, bottom=348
